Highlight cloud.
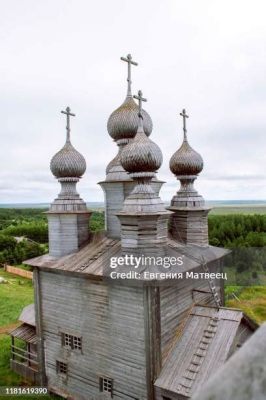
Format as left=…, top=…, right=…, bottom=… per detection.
left=0, top=0, right=265, bottom=203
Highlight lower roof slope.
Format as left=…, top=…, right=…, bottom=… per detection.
left=155, top=305, right=257, bottom=399
left=191, top=323, right=266, bottom=400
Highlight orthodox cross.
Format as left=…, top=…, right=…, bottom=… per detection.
left=133, top=90, right=147, bottom=119
left=121, top=53, right=138, bottom=96
left=61, top=106, right=75, bottom=142
left=180, top=108, right=189, bottom=141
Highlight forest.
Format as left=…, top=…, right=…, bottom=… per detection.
left=0, top=208, right=104, bottom=266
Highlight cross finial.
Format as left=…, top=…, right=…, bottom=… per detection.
left=120, top=53, right=138, bottom=96
left=61, top=106, right=75, bottom=142
left=133, top=90, right=147, bottom=119
left=180, top=108, right=189, bottom=141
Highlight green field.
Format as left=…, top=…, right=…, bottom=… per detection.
left=210, top=205, right=266, bottom=215
left=225, top=286, right=266, bottom=324
left=0, top=270, right=57, bottom=399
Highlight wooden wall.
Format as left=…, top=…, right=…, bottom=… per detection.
left=39, top=271, right=148, bottom=399
left=160, top=261, right=222, bottom=362
left=48, top=214, right=90, bottom=258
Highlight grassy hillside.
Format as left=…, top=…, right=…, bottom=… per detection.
left=0, top=270, right=58, bottom=399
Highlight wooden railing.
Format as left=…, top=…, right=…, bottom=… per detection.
left=11, top=344, right=38, bottom=369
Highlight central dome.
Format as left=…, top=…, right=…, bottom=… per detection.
left=107, top=96, right=153, bottom=141
left=120, top=125, right=162, bottom=174
left=50, top=141, right=86, bottom=179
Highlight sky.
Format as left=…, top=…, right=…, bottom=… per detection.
left=0, top=0, right=265, bottom=203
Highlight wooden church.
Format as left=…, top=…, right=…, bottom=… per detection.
left=13, top=54, right=257, bottom=400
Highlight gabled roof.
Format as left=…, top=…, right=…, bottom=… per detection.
left=19, top=303, right=35, bottom=327
left=191, top=323, right=266, bottom=400
left=155, top=305, right=257, bottom=399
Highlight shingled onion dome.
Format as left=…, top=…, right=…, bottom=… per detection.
left=107, top=96, right=153, bottom=141
left=169, top=109, right=205, bottom=208
left=50, top=108, right=86, bottom=179
left=107, top=54, right=152, bottom=142
left=170, top=140, right=203, bottom=176
left=170, top=110, right=203, bottom=177
left=119, top=90, right=166, bottom=216
left=120, top=117, right=162, bottom=175
left=50, top=140, right=86, bottom=179
left=49, top=107, right=88, bottom=212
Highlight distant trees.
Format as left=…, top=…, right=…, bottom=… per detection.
left=1, top=223, right=48, bottom=243
left=0, top=208, right=105, bottom=267
left=209, top=214, right=266, bottom=285
left=89, top=212, right=105, bottom=232
left=0, top=234, right=45, bottom=266
left=208, top=214, right=266, bottom=248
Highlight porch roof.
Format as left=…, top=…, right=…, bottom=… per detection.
left=10, top=323, right=37, bottom=344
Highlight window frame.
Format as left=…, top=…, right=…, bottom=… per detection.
left=56, top=360, right=68, bottom=376
left=99, top=376, right=113, bottom=397
left=61, top=332, right=82, bottom=352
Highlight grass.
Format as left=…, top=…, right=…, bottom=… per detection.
left=0, top=335, right=21, bottom=386
left=0, top=270, right=33, bottom=327
left=0, top=269, right=58, bottom=399
left=0, top=269, right=34, bottom=395
left=225, top=286, right=266, bottom=324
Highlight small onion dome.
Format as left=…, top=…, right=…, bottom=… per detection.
left=50, top=141, right=86, bottom=179
left=120, top=123, right=162, bottom=174
left=170, top=139, right=203, bottom=176
left=107, top=96, right=153, bottom=141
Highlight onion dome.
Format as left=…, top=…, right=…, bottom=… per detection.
left=170, top=140, right=203, bottom=176
left=50, top=107, right=86, bottom=179
left=170, top=109, right=203, bottom=176
left=107, top=53, right=153, bottom=141
left=120, top=91, right=162, bottom=175
left=107, top=96, right=153, bottom=141
left=121, top=124, right=162, bottom=173
left=50, top=141, right=86, bottom=179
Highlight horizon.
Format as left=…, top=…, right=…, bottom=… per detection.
left=1, top=199, right=266, bottom=208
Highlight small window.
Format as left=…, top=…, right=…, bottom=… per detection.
left=99, top=377, right=113, bottom=396
left=73, top=336, right=82, bottom=350
left=64, top=333, right=72, bottom=348
left=56, top=360, right=67, bottom=375
left=62, top=333, right=82, bottom=351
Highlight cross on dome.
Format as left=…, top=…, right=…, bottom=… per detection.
left=120, top=54, right=138, bottom=96
left=133, top=90, right=147, bottom=119
left=61, top=106, right=75, bottom=143
left=180, top=108, right=189, bottom=141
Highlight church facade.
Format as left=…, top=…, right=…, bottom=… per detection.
left=15, top=54, right=256, bottom=400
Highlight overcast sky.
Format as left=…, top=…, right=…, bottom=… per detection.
left=0, top=0, right=265, bottom=203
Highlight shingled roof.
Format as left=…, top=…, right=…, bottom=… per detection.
left=191, top=323, right=266, bottom=400
left=155, top=305, right=257, bottom=399
left=25, top=234, right=228, bottom=283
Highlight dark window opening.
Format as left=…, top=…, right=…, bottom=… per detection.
left=61, top=332, right=82, bottom=351
left=99, top=377, right=113, bottom=397
left=56, top=360, right=67, bottom=375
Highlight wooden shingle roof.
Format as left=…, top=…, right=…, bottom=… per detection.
left=155, top=305, right=256, bottom=399
left=25, top=233, right=228, bottom=283
left=10, top=323, right=37, bottom=344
